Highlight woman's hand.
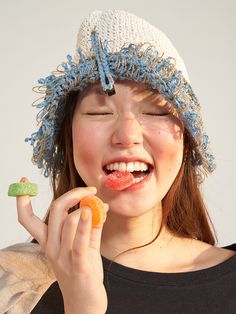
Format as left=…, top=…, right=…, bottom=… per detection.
left=16, top=177, right=109, bottom=314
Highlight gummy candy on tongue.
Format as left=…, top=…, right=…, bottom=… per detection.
left=105, top=171, right=134, bottom=190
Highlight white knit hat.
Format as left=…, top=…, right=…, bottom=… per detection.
left=74, top=10, right=190, bottom=82
left=25, top=9, right=216, bottom=182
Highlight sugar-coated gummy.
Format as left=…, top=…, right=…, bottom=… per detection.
left=105, top=171, right=134, bottom=190
left=79, top=195, right=107, bottom=227
left=8, top=182, right=38, bottom=197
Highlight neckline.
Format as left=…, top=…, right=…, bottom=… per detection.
left=101, top=244, right=236, bottom=286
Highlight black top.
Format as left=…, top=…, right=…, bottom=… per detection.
left=31, top=243, right=236, bottom=314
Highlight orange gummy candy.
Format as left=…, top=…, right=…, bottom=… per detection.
left=79, top=195, right=107, bottom=227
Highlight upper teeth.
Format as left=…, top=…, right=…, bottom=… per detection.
left=106, top=162, right=149, bottom=172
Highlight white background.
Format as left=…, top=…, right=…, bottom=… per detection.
left=0, top=0, right=235, bottom=248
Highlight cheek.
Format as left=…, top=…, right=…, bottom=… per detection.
left=150, top=129, right=184, bottom=198
left=152, top=129, right=184, bottom=166
left=72, top=123, right=102, bottom=176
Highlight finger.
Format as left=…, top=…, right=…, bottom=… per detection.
left=72, top=203, right=109, bottom=266
left=72, top=206, right=92, bottom=268
left=89, top=204, right=109, bottom=251
left=47, top=187, right=97, bottom=257
left=16, top=177, right=47, bottom=248
left=60, top=202, right=109, bottom=261
left=60, top=208, right=82, bottom=259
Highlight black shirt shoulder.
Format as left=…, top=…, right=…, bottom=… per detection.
left=31, top=243, right=236, bottom=314
left=31, top=281, right=64, bottom=314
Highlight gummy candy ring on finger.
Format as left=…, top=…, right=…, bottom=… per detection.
left=8, top=182, right=38, bottom=197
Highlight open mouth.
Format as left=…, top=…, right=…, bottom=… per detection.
left=103, top=162, right=153, bottom=184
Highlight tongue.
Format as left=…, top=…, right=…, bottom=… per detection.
left=105, top=171, right=134, bottom=190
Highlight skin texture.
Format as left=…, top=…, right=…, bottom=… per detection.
left=72, top=80, right=236, bottom=271
left=16, top=178, right=109, bottom=314
left=72, top=80, right=184, bottom=260
left=17, top=80, right=184, bottom=313
left=16, top=81, right=235, bottom=313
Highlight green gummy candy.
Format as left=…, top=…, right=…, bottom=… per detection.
left=8, top=182, right=38, bottom=197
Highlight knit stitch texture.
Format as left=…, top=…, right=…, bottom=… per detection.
left=25, top=10, right=216, bottom=182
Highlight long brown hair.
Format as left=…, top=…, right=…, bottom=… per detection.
left=31, top=89, right=218, bottom=263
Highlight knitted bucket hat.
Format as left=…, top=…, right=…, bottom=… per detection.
left=25, top=9, right=216, bottom=182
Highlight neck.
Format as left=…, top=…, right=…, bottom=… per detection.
left=100, top=204, right=175, bottom=263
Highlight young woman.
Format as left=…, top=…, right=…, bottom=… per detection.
left=1, top=9, right=236, bottom=314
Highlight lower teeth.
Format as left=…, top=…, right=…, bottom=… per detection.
left=133, top=174, right=147, bottom=183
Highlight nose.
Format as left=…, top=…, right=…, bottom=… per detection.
left=111, top=112, right=143, bottom=147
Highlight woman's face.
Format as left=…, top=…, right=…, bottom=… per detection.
left=72, top=80, right=184, bottom=216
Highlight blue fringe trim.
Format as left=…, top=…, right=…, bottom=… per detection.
left=25, top=30, right=216, bottom=181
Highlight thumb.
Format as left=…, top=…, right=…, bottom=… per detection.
left=88, top=203, right=109, bottom=252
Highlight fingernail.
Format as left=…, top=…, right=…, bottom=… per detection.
left=81, top=208, right=90, bottom=221
left=104, top=203, right=109, bottom=211
left=20, top=177, right=28, bottom=183
left=86, top=187, right=97, bottom=192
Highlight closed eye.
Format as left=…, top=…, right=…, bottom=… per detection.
left=85, top=113, right=112, bottom=115
left=144, top=113, right=170, bottom=116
